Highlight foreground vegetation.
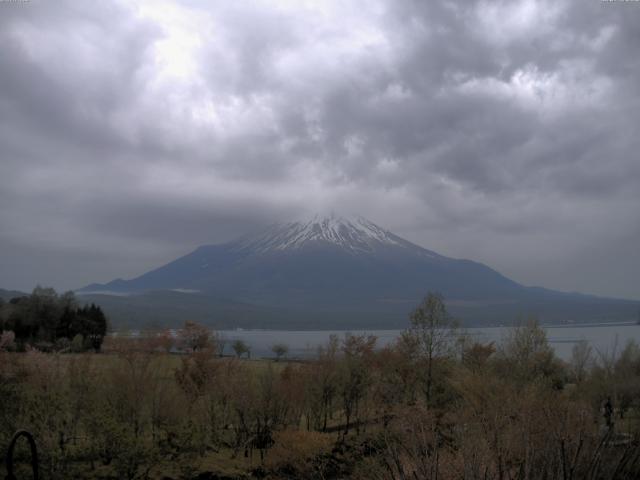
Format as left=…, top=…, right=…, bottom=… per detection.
left=2, top=293, right=640, bottom=479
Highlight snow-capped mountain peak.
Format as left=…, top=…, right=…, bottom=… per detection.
left=232, top=214, right=406, bottom=254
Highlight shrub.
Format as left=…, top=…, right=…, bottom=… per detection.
left=265, top=430, right=334, bottom=473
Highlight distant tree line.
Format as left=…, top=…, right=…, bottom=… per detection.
left=0, top=286, right=108, bottom=352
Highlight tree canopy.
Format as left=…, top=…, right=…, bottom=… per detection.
left=0, top=286, right=108, bottom=351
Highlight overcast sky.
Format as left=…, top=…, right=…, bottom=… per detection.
left=1, top=0, right=639, bottom=299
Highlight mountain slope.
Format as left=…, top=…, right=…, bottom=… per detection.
left=78, top=214, right=640, bottom=327
left=80, top=215, right=522, bottom=303
left=0, top=288, right=28, bottom=301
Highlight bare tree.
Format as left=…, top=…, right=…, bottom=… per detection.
left=340, top=333, right=377, bottom=434
left=405, top=292, right=457, bottom=404
left=570, top=339, right=593, bottom=384
left=496, top=318, right=567, bottom=387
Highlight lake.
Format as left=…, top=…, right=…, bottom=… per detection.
left=216, top=322, right=640, bottom=361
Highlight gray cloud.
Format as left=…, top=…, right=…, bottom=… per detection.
left=1, top=0, right=639, bottom=299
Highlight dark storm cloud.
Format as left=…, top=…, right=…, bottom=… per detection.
left=1, top=0, right=639, bottom=299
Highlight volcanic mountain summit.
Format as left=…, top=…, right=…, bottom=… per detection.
left=232, top=215, right=414, bottom=254
left=78, top=214, right=640, bottom=328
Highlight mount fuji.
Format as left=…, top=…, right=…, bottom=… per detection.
left=78, top=215, right=640, bottom=328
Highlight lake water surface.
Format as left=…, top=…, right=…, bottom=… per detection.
left=217, top=322, right=640, bottom=361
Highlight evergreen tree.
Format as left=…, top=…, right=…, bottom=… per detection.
left=2, top=288, right=108, bottom=351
